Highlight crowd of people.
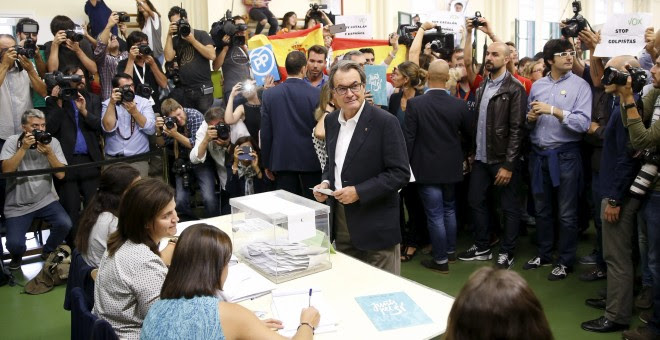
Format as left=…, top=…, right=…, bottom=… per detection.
left=1, top=0, right=660, bottom=339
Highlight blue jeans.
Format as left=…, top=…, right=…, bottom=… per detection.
left=175, top=160, right=219, bottom=218
left=418, top=184, right=457, bottom=263
left=529, top=150, right=582, bottom=266
left=644, top=191, right=660, bottom=334
left=5, top=201, right=72, bottom=256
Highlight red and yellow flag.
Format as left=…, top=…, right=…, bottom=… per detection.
left=331, top=37, right=407, bottom=74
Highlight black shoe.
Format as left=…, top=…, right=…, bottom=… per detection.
left=585, top=297, right=606, bottom=310
left=494, top=253, right=514, bottom=269
left=421, top=259, right=449, bottom=274
left=7, top=255, right=22, bottom=271
left=522, top=256, right=552, bottom=270
left=579, top=249, right=599, bottom=265
left=581, top=316, right=628, bottom=333
left=579, top=267, right=607, bottom=281
left=636, top=285, right=654, bottom=310
left=622, top=326, right=660, bottom=340
left=640, top=310, right=651, bottom=324
left=447, top=252, right=456, bottom=264
left=548, top=264, right=571, bottom=281
left=457, top=245, right=492, bottom=261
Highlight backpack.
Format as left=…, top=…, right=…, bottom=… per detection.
left=24, top=245, right=72, bottom=295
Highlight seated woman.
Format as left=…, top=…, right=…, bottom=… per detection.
left=141, top=224, right=320, bottom=339
left=279, top=12, right=298, bottom=34
left=225, top=80, right=262, bottom=143
left=74, top=163, right=141, bottom=267
left=226, top=136, right=269, bottom=197
left=93, top=178, right=178, bottom=339
left=445, top=267, right=553, bottom=340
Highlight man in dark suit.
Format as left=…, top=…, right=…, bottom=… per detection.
left=313, top=61, right=410, bottom=275
left=405, top=60, right=472, bottom=274
left=44, top=65, right=103, bottom=229
left=261, top=51, right=322, bottom=200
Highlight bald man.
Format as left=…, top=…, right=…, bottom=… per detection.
left=456, top=42, right=527, bottom=271
left=404, top=59, right=472, bottom=273
left=581, top=56, right=642, bottom=333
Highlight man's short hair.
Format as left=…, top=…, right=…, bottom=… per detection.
left=232, top=15, right=245, bottom=22
left=542, top=39, right=574, bottom=70
left=168, top=6, right=186, bottom=21
left=21, top=109, right=45, bottom=125
left=342, top=50, right=363, bottom=61
left=16, top=18, right=38, bottom=34
left=328, top=60, right=366, bottom=89
left=204, top=107, right=225, bottom=124
left=111, top=73, right=133, bottom=88
left=50, top=15, right=75, bottom=35
left=63, top=65, right=82, bottom=76
left=359, top=48, right=375, bottom=56
left=161, top=98, right=183, bottom=116
left=505, top=41, right=516, bottom=48
left=126, top=31, right=149, bottom=48
left=285, top=50, right=307, bottom=75
left=0, top=34, right=16, bottom=44
left=308, top=45, right=328, bottom=59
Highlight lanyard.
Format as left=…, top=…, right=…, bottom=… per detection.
left=456, top=83, right=470, bottom=101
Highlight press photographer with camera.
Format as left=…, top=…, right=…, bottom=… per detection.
left=155, top=98, right=219, bottom=218
left=94, top=12, right=129, bottom=101
left=211, top=13, right=250, bottom=105
left=164, top=6, right=216, bottom=113
left=16, top=18, right=47, bottom=80
left=102, top=73, right=156, bottom=177
left=304, top=3, right=332, bottom=29
left=45, top=15, right=97, bottom=77
left=0, top=109, right=71, bottom=270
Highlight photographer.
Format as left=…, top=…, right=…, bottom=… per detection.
left=155, top=98, right=219, bottom=219
left=16, top=18, right=47, bottom=80
left=304, top=5, right=332, bottom=29
left=101, top=73, right=156, bottom=177
left=1, top=109, right=71, bottom=270
left=43, top=65, right=103, bottom=229
left=164, top=6, right=216, bottom=113
left=44, top=15, right=97, bottom=77
left=212, top=15, right=250, bottom=104
left=94, top=12, right=129, bottom=101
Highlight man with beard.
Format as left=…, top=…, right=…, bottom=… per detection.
left=524, top=39, right=592, bottom=280
left=304, top=45, right=328, bottom=88
left=44, top=65, right=103, bottom=229
left=456, top=42, right=526, bottom=270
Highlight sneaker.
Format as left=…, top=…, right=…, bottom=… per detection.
left=636, top=285, right=654, bottom=310
left=447, top=252, right=456, bottom=264
left=457, top=245, right=492, bottom=261
left=522, top=256, right=552, bottom=270
left=420, top=259, right=449, bottom=274
left=579, top=249, right=599, bottom=265
left=548, top=264, right=571, bottom=281
left=622, top=326, right=659, bottom=340
left=579, top=267, right=607, bottom=281
left=7, top=255, right=22, bottom=271
left=494, top=253, right=514, bottom=269
left=640, top=310, right=652, bottom=324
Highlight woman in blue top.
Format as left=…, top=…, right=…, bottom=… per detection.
left=141, top=224, right=321, bottom=340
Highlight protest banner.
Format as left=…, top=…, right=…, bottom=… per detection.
left=248, top=45, right=280, bottom=86
left=365, top=65, right=388, bottom=106
left=334, top=15, right=373, bottom=39
left=593, top=13, right=652, bottom=57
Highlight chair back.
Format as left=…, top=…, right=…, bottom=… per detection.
left=71, top=287, right=98, bottom=340
left=91, top=318, right=119, bottom=340
left=64, top=249, right=95, bottom=311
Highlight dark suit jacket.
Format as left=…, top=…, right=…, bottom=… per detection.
left=323, top=103, right=410, bottom=251
left=260, top=78, right=321, bottom=172
left=405, top=90, right=472, bottom=184
left=44, top=91, right=103, bottom=162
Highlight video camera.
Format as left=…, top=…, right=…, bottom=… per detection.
left=424, top=27, right=455, bottom=60
left=116, top=11, right=130, bottom=23
left=210, top=10, right=248, bottom=48
left=175, top=8, right=191, bottom=37
left=561, top=1, right=591, bottom=38
left=44, top=71, right=81, bottom=101
left=64, top=25, right=84, bottom=42
left=602, top=65, right=648, bottom=94
left=397, top=22, right=422, bottom=47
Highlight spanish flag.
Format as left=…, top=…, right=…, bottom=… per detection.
left=331, top=37, right=407, bottom=74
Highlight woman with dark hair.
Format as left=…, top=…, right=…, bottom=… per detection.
left=225, top=80, right=262, bottom=142
left=226, top=136, right=269, bottom=197
left=280, top=12, right=298, bottom=33
left=136, top=0, right=163, bottom=63
left=93, top=178, right=178, bottom=340
left=74, top=163, right=141, bottom=267
left=445, top=267, right=554, bottom=340
left=141, top=224, right=320, bottom=340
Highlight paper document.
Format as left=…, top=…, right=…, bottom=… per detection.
left=355, top=291, right=433, bottom=331
left=271, top=288, right=338, bottom=337
left=221, top=263, right=277, bottom=302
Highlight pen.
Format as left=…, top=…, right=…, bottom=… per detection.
left=308, top=288, right=312, bottom=307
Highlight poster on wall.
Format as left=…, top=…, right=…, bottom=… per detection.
left=334, top=15, right=372, bottom=39
left=418, top=11, right=465, bottom=36
left=593, top=13, right=653, bottom=57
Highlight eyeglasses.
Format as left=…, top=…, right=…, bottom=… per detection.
left=333, top=82, right=364, bottom=96
left=554, top=51, right=576, bottom=57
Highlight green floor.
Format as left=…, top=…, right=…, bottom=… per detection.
left=0, top=226, right=646, bottom=340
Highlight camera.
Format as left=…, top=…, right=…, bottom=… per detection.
left=561, top=1, right=590, bottom=38
left=44, top=71, right=81, bottom=101
left=424, top=27, right=455, bottom=59
left=138, top=44, right=152, bottom=55
left=214, top=123, right=231, bottom=140
left=64, top=26, right=84, bottom=42
left=13, top=45, right=36, bottom=59
left=177, top=18, right=191, bottom=37
left=629, top=150, right=660, bottom=198
left=116, top=11, right=130, bottom=23
left=117, top=85, right=135, bottom=103
left=17, top=21, right=39, bottom=58
left=135, top=83, right=153, bottom=98
left=164, top=116, right=177, bottom=129
left=32, top=129, right=52, bottom=148
left=602, top=65, right=648, bottom=94
left=397, top=22, right=422, bottom=47
left=469, top=11, right=484, bottom=28
left=172, top=158, right=192, bottom=189
left=210, top=10, right=248, bottom=48
left=165, top=62, right=181, bottom=86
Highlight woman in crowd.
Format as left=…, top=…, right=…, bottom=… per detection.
left=93, top=178, right=178, bottom=340
left=523, top=59, right=545, bottom=83
left=141, top=224, right=320, bottom=339
left=225, top=80, right=262, bottom=143
left=226, top=136, right=269, bottom=197
left=312, top=84, right=336, bottom=173
left=445, top=267, right=553, bottom=340
left=136, top=0, right=164, bottom=64
left=280, top=12, right=298, bottom=33
left=74, top=163, right=141, bottom=267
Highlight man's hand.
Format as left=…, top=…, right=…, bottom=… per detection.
left=264, top=168, right=275, bottom=181
left=588, top=121, right=599, bottom=134
left=119, top=23, right=128, bottom=38
left=604, top=204, right=621, bottom=223
left=420, top=21, right=434, bottom=31
left=182, top=31, right=196, bottom=43
left=531, top=101, right=554, bottom=115
left=144, top=55, right=155, bottom=66
left=128, top=45, right=140, bottom=60
left=53, top=30, right=67, bottom=47
left=21, top=132, right=35, bottom=150
left=313, top=181, right=330, bottom=202
left=75, top=93, right=87, bottom=114
left=494, top=168, right=512, bottom=186
left=122, top=100, right=139, bottom=115
left=333, top=186, right=359, bottom=204
left=1, top=47, right=17, bottom=68
left=389, top=33, right=400, bottom=51
left=168, top=22, right=178, bottom=36
left=50, top=85, right=61, bottom=98
left=645, top=27, right=655, bottom=54
left=107, top=12, right=119, bottom=29
left=204, top=125, right=218, bottom=142
left=65, top=40, right=81, bottom=53
left=17, top=55, right=34, bottom=73
left=527, top=109, right=539, bottom=123
left=365, top=91, right=374, bottom=105
left=578, top=29, right=600, bottom=52
left=230, top=82, right=242, bottom=97
left=264, top=75, right=275, bottom=89
left=36, top=142, right=53, bottom=155
left=109, top=88, right=122, bottom=105
left=615, top=72, right=634, bottom=100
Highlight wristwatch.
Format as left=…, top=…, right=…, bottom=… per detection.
left=622, top=102, right=636, bottom=111
left=607, top=198, right=621, bottom=207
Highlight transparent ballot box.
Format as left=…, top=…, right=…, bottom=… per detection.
left=230, top=190, right=332, bottom=283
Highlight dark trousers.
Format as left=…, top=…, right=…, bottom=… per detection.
left=468, top=161, right=522, bottom=255
left=400, top=183, right=428, bottom=248
left=644, top=191, right=660, bottom=334
left=274, top=171, right=321, bottom=200
left=55, top=154, right=100, bottom=232
left=182, top=89, right=214, bottom=114
left=5, top=201, right=72, bottom=256
left=591, top=171, right=606, bottom=268
left=249, top=7, right=279, bottom=36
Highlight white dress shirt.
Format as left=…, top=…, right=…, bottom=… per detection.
left=333, top=100, right=366, bottom=190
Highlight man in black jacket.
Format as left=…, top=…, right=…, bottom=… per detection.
left=457, top=42, right=527, bottom=269
left=44, top=65, right=102, bottom=228
left=404, top=60, right=472, bottom=273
